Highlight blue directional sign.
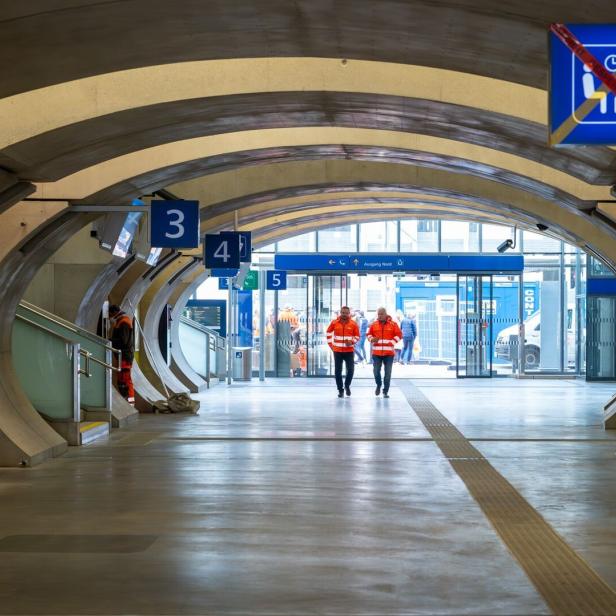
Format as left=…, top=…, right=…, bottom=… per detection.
left=550, top=24, right=616, bottom=145
left=220, top=231, right=252, bottom=262
left=204, top=234, right=240, bottom=270
left=274, top=253, right=524, bottom=273
left=150, top=200, right=200, bottom=248
left=266, top=270, right=287, bottom=290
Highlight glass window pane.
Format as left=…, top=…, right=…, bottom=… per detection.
left=359, top=221, right=398, bottom=252
left=277, top=232, right=316, bottom=253
left=523, top=231, right=561, bottom=253
left=441, top=221, right=479, bottom=252
left=588, top=255, right=614, bottom=277
left=400, top=220, right=438, bottom=251
left=318, top=225, right=357, bottom=252
left=522, top=262, right=562, bottom=372
left=254, top=243, right=275, bottom=253
left=482, top=224, right=519, bottom=252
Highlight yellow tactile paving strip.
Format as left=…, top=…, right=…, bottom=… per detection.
left=400, top=382, right=616, bottom=616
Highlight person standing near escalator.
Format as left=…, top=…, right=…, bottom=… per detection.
left=367, top=307, right=402, bottom=398
left=326, top=306, right=360, bottom=398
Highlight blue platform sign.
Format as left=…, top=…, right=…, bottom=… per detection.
left=204, top=233, right=240, bottom=270
left=220, top=231, right=252, bottom=262
left=550, top=24, right=616, bottom=145
left=274, top=253, right=523, bottom=273
left=213, top=269, right=239, bottom=281
left=266, top=270, right=287, bottom=290
left=150, top=200, right=200, bottom=248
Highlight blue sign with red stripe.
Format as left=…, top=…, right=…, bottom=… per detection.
left=550, top=24, right=616, bottom=145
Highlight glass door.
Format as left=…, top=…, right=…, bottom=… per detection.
left=307, top=275, right=347, bottom=376
left=456, top=274, right=493, bottom=377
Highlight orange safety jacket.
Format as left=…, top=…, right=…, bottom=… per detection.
left=367, top=317, right=402, bottom=357
left=326, top=317, right=360, bottom=353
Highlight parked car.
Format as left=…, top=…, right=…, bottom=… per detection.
left=495, top=310, right=576, bottom=369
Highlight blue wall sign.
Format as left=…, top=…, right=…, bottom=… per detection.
left=220, top=231, right=252, bottom=262
left=266, top=270, right=287, bottom=290
left=237, top=290, right=253, bottom=347
left=205, top=233, right=240, bottom=270
left=274, top=253, right=524, bottom=274
left=550, top=24, right=616, bottom=145
left=587, top=277, right=616, bottom=295
left=150, top=200, right=200, bottom=248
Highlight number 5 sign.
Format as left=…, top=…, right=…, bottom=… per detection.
left=150, top=200, right=200, bottom=248
left=266, top=270, right=287, bottom=290
left=205, top=233, right=240, bottom=270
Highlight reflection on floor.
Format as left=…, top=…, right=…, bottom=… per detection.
left=0, top=378, right=615, bottom=615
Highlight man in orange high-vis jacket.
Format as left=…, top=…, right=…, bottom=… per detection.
left=326, top=306, right=360, bottom=398
left=109, top=304, right=135, bottom=406
left=367, top=307, right=402, bottom=398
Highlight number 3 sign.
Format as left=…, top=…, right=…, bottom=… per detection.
left=150, top=200, right=200, bottom=248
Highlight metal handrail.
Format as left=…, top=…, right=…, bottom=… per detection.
left=80, top=350, right=121, bottom=373
left=19, top=300, right=115, bottom=350
left=180, top=316, right=226, bottom=348
left=15, top=314, right=120, bottom=376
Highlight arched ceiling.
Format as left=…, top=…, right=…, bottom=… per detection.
left=3, top=1, right=616, bottom=98
left=1, top=3, right=616, bottom=272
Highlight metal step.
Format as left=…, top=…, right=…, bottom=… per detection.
left=79, top=421, right=110, bottom=445
left=604, top=394, right=616, bottom=429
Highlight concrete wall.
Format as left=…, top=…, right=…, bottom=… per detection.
left=23, top=226, right=112, bottom=321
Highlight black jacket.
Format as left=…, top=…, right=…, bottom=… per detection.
left=111, top=312, right=135, bottom=362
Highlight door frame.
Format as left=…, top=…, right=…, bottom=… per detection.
left=456, top=273, right=494, bottom=378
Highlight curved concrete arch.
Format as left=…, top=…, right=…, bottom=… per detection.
left=0, top=207, right=97, bottom=465
left=0, top=59, right=547, bottom=150
left=34, top=127, right=611, bottom=203
left=115, top=255, right=187, bottom=410
left=140, top=257, right=201, bottom=396
left=4, top=94, right=614, bottom=185
left=163, top=159, right=616, bottom=259
left=74, top=255, right=135, bottom=332
left=6, top=2, right=616, bottom=100
left=167, top=271, right=210, bottom=394
left=200, top=190, right=560, bottom=236
left=237, top=200, right=539, bottom=234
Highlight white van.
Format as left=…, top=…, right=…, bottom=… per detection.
left=495, top=310, right=575, bottom=369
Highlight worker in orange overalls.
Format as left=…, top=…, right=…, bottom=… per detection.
left=326, top=306, right=360, bottom=398
left=367, top=307, right=402, bottom=399
left=109, top=304, right=135, bottom=406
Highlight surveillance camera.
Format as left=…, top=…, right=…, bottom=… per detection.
left=497, top=239, right=514, bottom=253
left=536, top=223, right=549, bottom=232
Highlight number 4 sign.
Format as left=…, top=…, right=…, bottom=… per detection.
left=150, top=200, right=200, bottom=248
left=205, top=233, right=240, bottom=270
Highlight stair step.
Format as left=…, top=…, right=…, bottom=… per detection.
left=79, top=421, right=110, bottom=445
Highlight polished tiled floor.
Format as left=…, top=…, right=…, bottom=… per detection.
left=0, top=378, right=615, bottom=615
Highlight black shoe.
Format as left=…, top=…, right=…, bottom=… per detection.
left=383, top=391, right=390, bottom=399
left=345, top=387, right=351, bottom=397
left=375, top=385, right=381, bottom=396
left=338, top=391, right=344, bottom=398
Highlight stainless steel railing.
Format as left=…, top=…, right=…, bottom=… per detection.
left=15, top=314, right=120, bottom=376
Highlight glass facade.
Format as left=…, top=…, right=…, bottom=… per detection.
left=198, top=219, right=611, bottom=379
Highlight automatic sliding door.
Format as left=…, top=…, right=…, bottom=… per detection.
left=307, top=275, right=346, bottom=376
left=457, top=275, right=492, bottom=377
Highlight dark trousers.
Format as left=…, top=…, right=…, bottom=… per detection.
left=402, top=336, right=415, bottom=362
left=372, top=354, right=394, bottom=392
left=334, top=352, right=355, bottom=391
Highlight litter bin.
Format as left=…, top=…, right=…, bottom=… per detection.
left=232, top=347, right=253, bottom=381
